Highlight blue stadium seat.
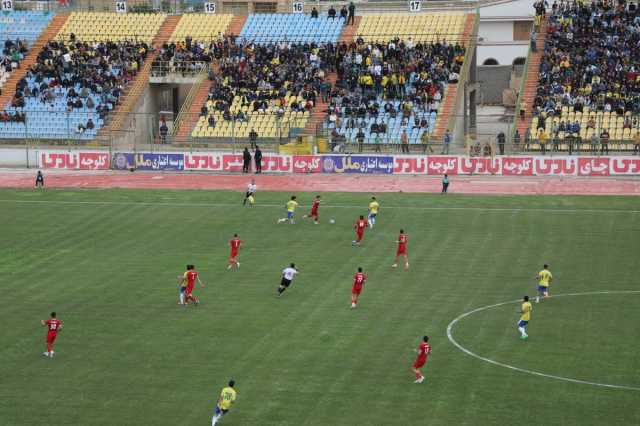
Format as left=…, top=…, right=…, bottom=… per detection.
left=0, top=74, right=106, bottom=140
left=0, top=11, right=54, bottom=45
left=239, top=13, right=344, bottom=45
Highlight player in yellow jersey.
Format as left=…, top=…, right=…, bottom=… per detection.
left=277, top=195, right=299, bottom=224
left=211, top=380, right=237, bottom=425
left=367, top=196, right=380, bottom=228
left=517, top=296, right=532, bottom=340
left=536, top=264, right=553, bottom=303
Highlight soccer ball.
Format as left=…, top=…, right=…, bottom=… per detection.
left=329, top=218, right=336, bottom=224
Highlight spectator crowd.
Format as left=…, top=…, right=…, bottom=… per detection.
left=200, top=37, right=332, bottom=126
left=325, top=37, right=466, bottom=144
left=9, top=37, right=148, bottom=128
left=533, top=0, right=640, bottom=133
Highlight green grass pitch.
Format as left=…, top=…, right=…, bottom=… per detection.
left=1, top=188, right=639, bottom=425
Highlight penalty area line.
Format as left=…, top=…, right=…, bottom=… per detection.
left=446, top=290, right=640, bottom=391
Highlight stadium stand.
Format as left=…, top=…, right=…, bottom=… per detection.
left=57, top=12, right=166, bottom=43
left=0, top=39, right=149, bottom=139
left=323, top=12, right=471, bottom=147
left=0, top=39, right=28, bottom=88
left=0, top=11, right=55, bottom=91
left=522, top=1, right=640, bottom=151
left=152, top=14, right=234, bottom=76
left=191, top=40, right=327, bottom=139
left=357, top=13, right=466, bottom=43
left=0, top=12, right=170, bottom=140
left=0, top=13, right=69, bottom=139
left=172, top=15, right=245, bottom=141
left=103, top=15, right=179, bottom=135
left=239, top=13, right=345, bottom=44
left=169, top=14, right=234, bottom=43
left=0, top=11, right=55, bottom=45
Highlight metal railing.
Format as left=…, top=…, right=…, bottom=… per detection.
left=150, top=60, right=210, bottom=77
left=172, top=69, right=208, bottom=136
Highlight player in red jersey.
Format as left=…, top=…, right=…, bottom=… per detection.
left=41, top=312, right=62, bottom=358
left=182, top=264, right=205, bottom=305
left=228, top=234, right=242, bottom=270
left=392, top=229, right=409, bottom=270
left=352, top=215, right=367, bottom=246
left=350, top=267, right=368, bottom=308
left=412, top=335, right=431, bottom=383
left=303, top=195, right=321, bottom=224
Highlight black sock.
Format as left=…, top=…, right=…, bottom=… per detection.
left=278, top=287, right=284, bottom=294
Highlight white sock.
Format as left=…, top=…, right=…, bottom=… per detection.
left=518, top=327, right=525, bottom=336
left=179, top=293, right=185, bottom=304
left=211, top=415, right=218, bottom=426
left=535, top=296, right=540, bottom=303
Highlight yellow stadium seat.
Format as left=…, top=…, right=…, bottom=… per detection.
left=169, top=14, right=233, bottom=42
left=57, top=12, right=166, bottom=44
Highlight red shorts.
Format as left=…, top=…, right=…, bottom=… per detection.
left=186, top=283, right=194, bottom=295
left=397, top=247, right=407, bottom=255
left=46, top=331, right=58, bottom=344
left=356, top=231, right=364, bottom=239
left=230, top=251, right=238, bottom=259
left=310, top=209, right=318, bottom=218
left=351, top=284, right=363, bottom=295
left=413, top=357, right=427, bottom=369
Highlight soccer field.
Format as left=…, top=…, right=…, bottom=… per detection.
left=1, top=188, right=639, bottom=426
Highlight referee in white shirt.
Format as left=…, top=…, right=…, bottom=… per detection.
left=243, top=179, right=257, bottom=206
left=277, top=263, right=298, bottom=297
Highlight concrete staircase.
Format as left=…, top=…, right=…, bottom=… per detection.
left=173, top=68, right=215, bottom=140
left=227, top=15, right=247, bottom=36
left=432, top=13, right=475, bottom=140
left=101, top=15, right=182, bottom=135
left=0, top=13, right=69, bottom=111
left=298, top=18, right=360, bottom=137
left=173, top=17, right=243, bottom=140
left=300, top=72, right=336, bottom=137
left=338, top=16, right=361, bottom=43
left=516, top=19, right=547, bottom=137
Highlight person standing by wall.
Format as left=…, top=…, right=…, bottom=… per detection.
left=356, top=128, right=365, bottom=153
left=442, top=174, right=449, bottom=194
left=600, top=129, right=610, bottom=155
left=513, top=129, right=521, bottom=149
left=159, top=120, right=168, bottom=144
left=442, top=129, right=451, bottom=154
left=497, top=131, right=505, bottom=155
left=242, top=147, right=251, bottom=173
left=538, top=129, right=546, bottom=155
left=401, top=130, right=409, bottom=153
left=348, top=2, right=356, bottom=25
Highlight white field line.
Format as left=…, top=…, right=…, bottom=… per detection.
left=446, top=290, right=640, bottom=391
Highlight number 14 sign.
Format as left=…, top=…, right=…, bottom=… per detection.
left=115, top=1, right=127, bottom=13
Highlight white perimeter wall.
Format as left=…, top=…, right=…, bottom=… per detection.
left=478, top=0, right=536, bottom=66
left=477, top=43, right=528, bottom=66
left=479, top=21, right=514, bottom=42
left=0, top=148, right=39, bottom=167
